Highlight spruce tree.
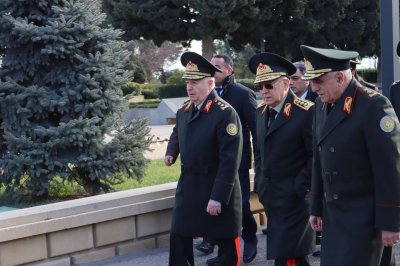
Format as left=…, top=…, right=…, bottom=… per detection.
left=0, top=0, right=151, bottom=201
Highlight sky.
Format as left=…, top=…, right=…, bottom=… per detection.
left=168, top=40, right=378, bottom=70
left=167, top=40, right=201, bottom=70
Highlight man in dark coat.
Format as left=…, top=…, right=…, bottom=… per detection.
left=302, top=45, right=400, bottom=266
left=351, top=57, right=395, bottom=266
left=167, top=51, right=243, bottom=266
left=290, top=61, right=318, bottom=102
left=196, top=54, right=258, bottom=265
left=250, top=52, right=315, bottom=266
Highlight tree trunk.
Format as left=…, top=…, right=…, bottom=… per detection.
left=202, top=36, right=214, bottom=60
left=260, top=38, right=266, bottom=52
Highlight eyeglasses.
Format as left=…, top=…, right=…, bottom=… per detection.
left=258, top=78, right=284, bottom=91
left=258, top=83, right=274, bottom=90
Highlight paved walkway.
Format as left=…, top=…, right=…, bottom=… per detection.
left=78, top=232, right=400, bottom=266
left=144, top=125, right=174, bottom=160
left=77, top=232, right=313, bottom=266
left=86, top=125, right=400, bottom=265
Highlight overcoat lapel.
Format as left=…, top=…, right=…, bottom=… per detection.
left=265, top=92, right=293, bottom=139
left=317, top=80, right=357, bottom=144
left=188, top=90, right=217, bottom=123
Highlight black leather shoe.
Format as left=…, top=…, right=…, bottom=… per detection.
left=262, top=228, right=267, bottom=234
left=195, top=240, right=215, bottom=254
left=243, top=237, right=258, bottom=263
left=206, top=256, right=219, bottom=266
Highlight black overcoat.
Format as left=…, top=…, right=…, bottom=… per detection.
left=170, top=90, right=243, bottom=238
left=311, top=79, right=400, bottom=266
left=219, top=75, right=257, bottom=170
left=254, top=91, right=315, bottom=259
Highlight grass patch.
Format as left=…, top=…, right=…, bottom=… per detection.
left=0, top=158, right=181, bottom=209
left=113, top=158, right=180, bottom=190
left=129, top=98, right=161, bottom=108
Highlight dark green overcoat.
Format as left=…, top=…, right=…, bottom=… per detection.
left=170, top=90, right=243, bottom=238
left=311, top=79, right=400, bottom=266
left=254, top=91, right=315, bottom=259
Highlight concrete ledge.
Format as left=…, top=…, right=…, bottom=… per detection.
left=0, top=177, right=265, bottom=266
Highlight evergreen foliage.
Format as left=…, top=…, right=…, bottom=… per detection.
left=102, top=0, right=259, bottom=58
left=230, top=0, right=379, bottom=60
left=103, top=0, right=381, bottom=60
left=0, top=0, right=151, bottom=201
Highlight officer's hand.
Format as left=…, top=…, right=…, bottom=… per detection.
left=381, top=230, right=400, bottom=247
left=164, top=155, right=174, bottom=166
left=309, top=215, right=323, bottom=231
left=206, top=199, right=221, bottom=216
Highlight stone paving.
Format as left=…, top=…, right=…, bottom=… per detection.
left=79, top=125, right=400, bottom=266
left=78, top=232, right=400, bottom=266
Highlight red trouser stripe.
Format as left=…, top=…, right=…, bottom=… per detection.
left=286, top=258, right=296, bottom=266
left=235, top=237, right=241, bottom=266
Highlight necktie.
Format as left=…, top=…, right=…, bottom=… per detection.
left=215, top=87, right=223, bottom=96
left=327, top=103, right=335, bottom=114
left=268, top=108, right=277, bottom=128
left=192, top=105, right=198, bottom=118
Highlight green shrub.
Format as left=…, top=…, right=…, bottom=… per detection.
left=139, top=79, right=258, bottom=100
left=138, top=83, right=186, bottom=99
left=129, top=99, right=161, bottom=108
left=358, top=68, right=377, bottom=83
left=121, top=82, right=142, bottom=96
left=141, top=84, right=160, bottom=99
left=237, top=78, right=257, bottom=91
left=167, top=70, right=185, bottom=84
left=158, top=84, right=187, bottom=98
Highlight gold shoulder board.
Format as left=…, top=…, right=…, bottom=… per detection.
left=257, top=102, right=266, bottom=109
left=214, top=99, right=230, bottom=110
left=362, top=87, right=378, bottom=98
left=293, top=98, right=314, bottom=111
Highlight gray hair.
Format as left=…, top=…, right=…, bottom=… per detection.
left=293, top=61, right=306, bottom=76
left=328, top=69, right=352, bottom=80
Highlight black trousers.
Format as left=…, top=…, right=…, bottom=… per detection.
left=238, top=168, right=258, bottom=242
left=169, top=233, right=240, bottom=266
left=275, top=256, right=310, bottom=266
left=203, top=169, right=257, bottom=246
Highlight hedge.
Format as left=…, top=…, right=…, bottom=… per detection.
left=131, top=78, right=259, bottom=100
left=358, top=68, right=377, bottom=83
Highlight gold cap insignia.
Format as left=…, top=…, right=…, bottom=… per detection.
left=305, top=59, right=314, bottom=71
left=186, top=61, right=199, bottom=72
left=256, top=63, right=272, bottom=76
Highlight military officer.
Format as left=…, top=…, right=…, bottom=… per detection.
left=250, top=52, right=315, bottom=266
left=302, top=45, right=400, bottom=266
left=350, top=56, right=396, bottom=266
left=167, top=51, right=243, bottom=266
left=197, top=54, right=258, bottom=266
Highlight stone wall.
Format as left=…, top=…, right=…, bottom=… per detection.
left=0, top=181, right=266, bottom=266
